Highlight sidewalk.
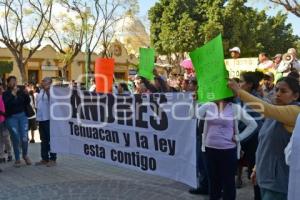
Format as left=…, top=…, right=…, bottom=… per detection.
left=0, top=132, right=253, bottom=200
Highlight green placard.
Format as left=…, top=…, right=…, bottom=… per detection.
left=138, top=48, right=155, bottom=80
left=189, top=34, right=233, bottom=103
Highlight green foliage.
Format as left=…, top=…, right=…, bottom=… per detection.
left=149, top=0, right=299, bottom=58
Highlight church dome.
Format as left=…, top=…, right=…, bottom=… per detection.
left=114, top=11, right=150, bottom=55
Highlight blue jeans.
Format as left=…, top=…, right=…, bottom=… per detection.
left=260, top=188, right=287, bottom=200
left=6, top=112, right=29, bottom=161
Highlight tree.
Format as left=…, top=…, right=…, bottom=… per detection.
left=50, top=0, right=137, bottom=82
left=47, top=1, right=86, bottom=79
left=149, top=0, right=208, bottom=67
left=59, top=0, right=137, bottom=60
left=269, top=0, right=300, bottom=17
left=0, top=0, right=53, bottom=83
left=149, top=0, right=298, bottom=60
left=223, top=0, right=298, bottom=57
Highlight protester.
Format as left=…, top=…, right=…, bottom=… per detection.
left=287, top=48, right=300, bottom=72
left=154, top=76, right=169, bottom=93
left=277, top=48, right=300, bottom=77
left=89, top=78, right=96, bottom=92
left=3, top=76, right=31, bottom=167
left=262, top=72, right=276, bottom=102
left=287, top=71, right=300, bottom=81
left=229, top=47, right=241, bottom=59
left=180, top=79, right=189, bottom=92
left=236, top=71, right=265, bottom=200
left=33, top=85, right=40, bottom=109
left=134, top=76, right=146, bottom=94
left=188, top=79, right=197, bottom=92
left=228, top=77, right=300, bottom=200
left=272, top=54, right=282, bottom=70
left=197, top=97, right=257, bottom=200
left=35, top=77, right=57, bottom=167
left=117, top=82, right=131, bottom=95
left=28, top=88, right=37, bottom=143
left=0, top=83, right=12, bottom=164
left=257, top=52, right=274, bottom=73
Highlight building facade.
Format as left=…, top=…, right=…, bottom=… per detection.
left=0, top=41, right=138, bottom=84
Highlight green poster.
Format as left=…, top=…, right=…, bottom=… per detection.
left=138, top=48, right=155, bottom=80
left=189, top=34, right=233, bottom=103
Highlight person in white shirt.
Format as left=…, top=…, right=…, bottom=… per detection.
left=257, top=52, right=274, bottom=72
left=287, top=48, right=300, bottom=72
left=89, top=78, right=96, bottom=92
left=35, top=77, right=57, bottom=167
left=277, top=48, right=300, bottom=76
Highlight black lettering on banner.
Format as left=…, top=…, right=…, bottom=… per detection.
left=135, top=132, right=149, bottom=149
left=123, top=133, right=130, bottom=147
left=153, top=134, right=176, bottom=156
left=84, top=144, right=89, bottom=155
left=82, top=91, right=98, bottom=121
left=71, top=90, right=82, bottom=118
left=135, top=94, right=148, bottom=129
left=90, top=145, right=95, bottom=156
left=69, top=123, right=120, bottom=144
left=106, top=94, right=115, bottom=123
left=110, top=149, right=156, bottom=171
left=116, top=95, right=133, bottom=126
left=70, top=91, right=170, bottom=132
left=149, top=94, right=168, bottom=131
left=98, top=94, right=115, bottom=123
left=83, top=144, right=106, bottom=158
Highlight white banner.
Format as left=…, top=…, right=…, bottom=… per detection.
left=50, top=87, right=197, bottom=187
left=225, top=58, right=258, bottom=78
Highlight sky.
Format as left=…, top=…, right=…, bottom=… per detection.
left=137, top=0, right=300, bottom=36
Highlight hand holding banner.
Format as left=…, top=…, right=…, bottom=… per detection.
left=138, top=48, right=155, bottom=80
left=189, top=34, right=233, bottom=103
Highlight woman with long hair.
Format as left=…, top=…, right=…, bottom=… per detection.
left=228, top=77, right=300, bottom=200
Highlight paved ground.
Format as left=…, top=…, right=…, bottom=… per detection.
left=0, top=131, right=253, bottom=200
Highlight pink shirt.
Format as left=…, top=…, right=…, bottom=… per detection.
left=205, top=103, right=236, bottom=149
left=0, top=95, right=5, bottom=123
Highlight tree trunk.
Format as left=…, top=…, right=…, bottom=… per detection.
left=88, top=50, right=91, bottom=72
left=17, top=61, right=27, bottom=84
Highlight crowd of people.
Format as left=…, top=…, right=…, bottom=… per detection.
left=0, top=76, right=56, bottom=172
left=1, top=46, right=300, bottom=200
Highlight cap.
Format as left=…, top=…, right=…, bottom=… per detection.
left=229, top=47, right=241, bottom=54
left=272, top=54, right=282, bottom=59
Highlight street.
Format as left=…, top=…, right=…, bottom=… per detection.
left=0, top=132, right=254, bottom=200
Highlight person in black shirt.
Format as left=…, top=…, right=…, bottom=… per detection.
left=3, top=76, right=32, bottom=168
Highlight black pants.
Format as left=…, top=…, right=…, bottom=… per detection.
left=39, top=120, right=56, bottom=161
left=197, top=139, right=209, bottom=191
left=205, top=147, right=237, bottom=200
